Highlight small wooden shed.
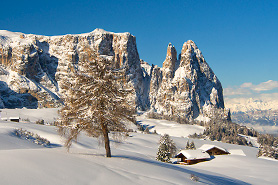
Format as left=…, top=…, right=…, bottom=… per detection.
left=175, top=149, right=211, bottom=165
left=199, top=144, right=229, bottom=156
left=9, top=117, right=20, bottom=122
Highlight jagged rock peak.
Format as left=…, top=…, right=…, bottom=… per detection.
left=181, top=40, right=203, bottom=57
left=162, top=43, right=177, bottom=79
left=178, top=40, right=204, bottom=69
left=163, top=43, right=177, bottom=65
left=146, top=41, right=226, bottom=121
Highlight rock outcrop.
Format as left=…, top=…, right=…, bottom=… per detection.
left=0, top=29, right=145, bottom=109
left=0, top=29, right=226, bottom=120
left=143, top=41, right=225, bottom=120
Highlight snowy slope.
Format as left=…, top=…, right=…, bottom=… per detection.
left=0, top=108, right=59, bottom=123
left=137, top=113, right=205, bottom=137
left=0, top=109, right=277, bottom=185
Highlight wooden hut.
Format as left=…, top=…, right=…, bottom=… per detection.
left=9, top=117, right=20, bottom=122
left=199, top=144, right=229, bottom=156
left=175, top=149, right=211, bottom=165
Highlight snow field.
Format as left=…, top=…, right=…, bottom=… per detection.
left=0, top=108, right=277, bottom=184
left=136, top=113, right=205, bottom=137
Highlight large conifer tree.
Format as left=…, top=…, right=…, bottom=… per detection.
left=156, top=134, right=177, bottom=162
left=58, top=51, right=135, bottom=157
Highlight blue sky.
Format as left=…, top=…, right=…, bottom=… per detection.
left=1, top=0, right=277, bottom=94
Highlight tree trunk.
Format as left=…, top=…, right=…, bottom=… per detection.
left=101, top=123, right=111, bottom=157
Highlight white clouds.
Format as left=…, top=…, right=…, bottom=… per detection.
left=224, top=87, right=251, bottom=96
left=251, top=80, right=278, bottom=92
left=224, top=80, right=278, bottom=97
left=240, top=82, right=253, bottom=88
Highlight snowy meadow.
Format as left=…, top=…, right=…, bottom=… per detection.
left=0, top=108, right=277, bottom=185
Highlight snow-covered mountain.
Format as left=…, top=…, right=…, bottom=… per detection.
left=225, top=97, right=278, bottom=127
left=0, top=29, right=226, bottom=120
left=0, top=29, right=144, bottom=109
left=225, top=97, right=278, bottom=113
left=144, top=42, right=225, bottom=120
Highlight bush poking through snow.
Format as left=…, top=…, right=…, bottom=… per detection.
left=190, top=174, right=199, bottom=182
left=188, top=132, right=205, bottom=139
left=134, top=121, right=153, bottom=134
left=35, top=119, right=45, bottom=125
left=14, top=128, right=50, bottom=147
left=22, top=118, right=30, bottom=122
left=144, top=127, right=150, bottom=134
left=147, top=112, right=191, bottom=124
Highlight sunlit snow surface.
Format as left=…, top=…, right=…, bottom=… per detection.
left=137, top=113, right=205, bottom=137
left=0, top=108, right=277, bottom=185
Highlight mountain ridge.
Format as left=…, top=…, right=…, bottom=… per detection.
left=0, top=29, right=227, bottom=120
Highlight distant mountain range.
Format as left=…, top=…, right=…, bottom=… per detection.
left=225, top=97, right=278, bottom=126
left=0, top=29, right=227, bottom=121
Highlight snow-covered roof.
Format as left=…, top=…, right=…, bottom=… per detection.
left=199, top=144, right=228, bottom=153
left=9, top=117, right=20, bottom=119
left=176, top=149, right=210, bottom=160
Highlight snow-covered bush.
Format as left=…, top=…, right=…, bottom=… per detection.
left=257, top=145, right=278, bottom=159
left=144, top=127, right=150, bottom=134
left=190, top=174, right=199, bottom=182
left=156, top=134, right=177, bottom=162
left=188, top=132, right=205, bottom=139
left=14, top=128, right=50, bottom=147
left=22, top=118, right=30, bottom=122
left=257, top=134, right=278, bottom=160
left=134, top=121, right=153, bottom=134
left=35, top=119, right=44, bottom=125
left=147, top=112, right=190, bottom=124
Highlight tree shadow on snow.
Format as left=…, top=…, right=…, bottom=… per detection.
left=136, top=121, right=156, bottom=131
left=113, top=155, right=250, bottom=185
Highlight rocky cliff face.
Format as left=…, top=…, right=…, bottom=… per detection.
left=143, top=41, right=225, bottom=120
left=0, top=29, right=225, bottom=120
left=0, top=29, right=145, bottom=109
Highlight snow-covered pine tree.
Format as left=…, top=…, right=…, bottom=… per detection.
left=58, top=51, right=135, bottom=157
left=156, top=134, right=177, bottom=162
left=189, top=141, right=196, bottom=150
left=185, top=140, right=196, bottom=150
left=185, top=140, right=190, bottom=149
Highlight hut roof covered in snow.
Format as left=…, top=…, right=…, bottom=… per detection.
left=199, top=144, right=229, bottom=153
left=176, top=149, right=210, bottom=160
